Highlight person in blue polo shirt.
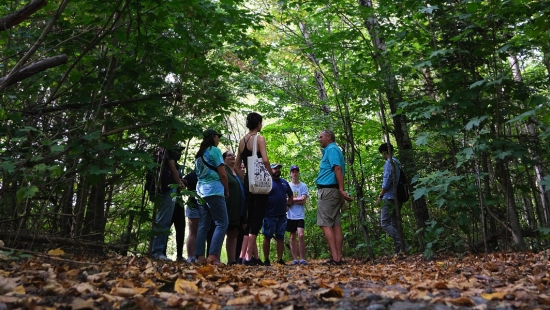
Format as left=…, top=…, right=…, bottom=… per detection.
left=262, top=163, right=293, bottom=266
left=316, top=130, right=352, bottom=266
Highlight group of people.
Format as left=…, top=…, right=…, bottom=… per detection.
left=148, top=112, right=410, bottom=265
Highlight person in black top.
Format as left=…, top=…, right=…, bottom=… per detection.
left=233, top=112, right=274, bottom=266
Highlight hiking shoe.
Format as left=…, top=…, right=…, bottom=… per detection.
left=152, top=254, right=172, bottom=262
left=263, top=259, right=271, bottom=266
left=322, top=259, right=342, bottom=266
left=299, top=259, right=307, bottom=265
left=404, top=244, right=412, bottom=254
left=276, top=259, right=286, bottom=265
left=228, top=260, right=238, bottom=265
left=244, top=257, right=260, bottom=266
left=236, top=257, right=243, bottom=265
left=291, top=260, right=299, bottom=265
left=176, top=257, right=185, bottom=262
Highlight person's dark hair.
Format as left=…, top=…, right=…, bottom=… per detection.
left=378, top=143, right=394, bottom=154
left=321, top=130, right=335, bottom=142
left=195, top=136, right=217, bottom=158
left=246, top=112, right=263, bottom=130
left=222, top=150, right=234, bottom=160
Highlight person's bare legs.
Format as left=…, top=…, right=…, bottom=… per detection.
left=239, top=235, right=249, bottom=263
left=333, top=225, right=343, bottom=261
left=276, top=238, right=284, bottom=260
left=186, top=218, right=199, bottom=261
left=225, top=228, right=239, bottom=263
left=297, top=227, right=306, bottom=260
left=246, top=233, right=259, bottom=260
left=321, top=225, right=341, bottom=262
left=289, top=232, right=298, bottom=261
left=262, top=237, right=271, bottom=262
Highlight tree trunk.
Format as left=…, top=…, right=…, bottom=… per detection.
left=495, top=160, right=527, bottom=250
left=358, top=0, right=429, bottom=249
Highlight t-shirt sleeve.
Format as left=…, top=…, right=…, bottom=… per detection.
left=211, top=147, right=224, bottom=167
left=285, top=181, right=293, bottom=198
left=327, top=148, right=342, bottom=168
left=300, top=183, right=309, bottom=197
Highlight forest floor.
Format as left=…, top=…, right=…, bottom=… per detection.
left=0, top=249, right=549, bottom=310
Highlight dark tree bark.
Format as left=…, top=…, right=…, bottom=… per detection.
left=0, top=54, right=68, bottom=87
left=0, top=0, right=47, bottom=32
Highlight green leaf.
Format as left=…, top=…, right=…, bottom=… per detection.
left=415, top=132, right=429, bottom=146
left=16, top=186, right=39, bottom=202
left=1, top=161, right=16, bottom=173
left=419, top=6, right=438, bottom=14
left=469, top=79, right=486, bottom=89
left=464, top=115, right=488, bottom=130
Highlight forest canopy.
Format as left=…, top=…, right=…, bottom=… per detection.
left=1, top=0, right=549, bottom=260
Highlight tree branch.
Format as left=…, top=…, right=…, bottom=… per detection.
left=0, top=54, right=68, bottom=87
left=0, top=0, right=70, bottom=92
left=0, top=0, right=47, bottom=32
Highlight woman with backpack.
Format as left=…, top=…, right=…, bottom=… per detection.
left=194, top=128, right=229, bottom=266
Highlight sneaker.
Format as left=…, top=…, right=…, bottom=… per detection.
left=263, top=259, right=271, bottom=266
left=257, top=259, right=264, bottom=266
left=152, top=254, right=172, bottom=262
left=228, top=260, right=238, bottom=265
left=236, top=258, right=243, bottom=265
left=244, top=257, right=259, bottom=266
left=291, top=260, right=299, bottom=265
left=404, top=244, right=412, bottom=254
left=176, top=257, right=185, bottom=262
left=322, top=259, right=342, bottom=266
left=299, top=259, right=307, bottom=265
left=276, top=259, right=286, bottom=265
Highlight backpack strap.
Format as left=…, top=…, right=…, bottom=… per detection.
left=201, top=155, right=220, bottom=174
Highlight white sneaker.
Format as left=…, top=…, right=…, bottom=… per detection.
left=186, top=257, right=198, bottom=263
left=152, top=254, right=172, bottom=261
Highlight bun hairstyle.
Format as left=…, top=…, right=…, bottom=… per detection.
left=246, top=112, right=263, bottom=130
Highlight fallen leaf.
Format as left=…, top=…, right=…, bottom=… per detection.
left=174, top=278, right=199, bottom=294
left=226, top=295, right=254, bottom=305
left=47, top=248, right=65, bottom=256
left=71, top=298, right=97, bottom=310
left=447, top=297, right=476, bottom=307
left=13, top=285, right=25, bottom=294
left=481, top=292, right=506, bottom=300
left=259, top=279, right=278, bottom=287
left=110, top=287, right=138, bottom=297
left=218, top=285, right=234, bottom=294
left=0, top=276, right=20, bottom=294
left=197, top=265, right=215, bottom=276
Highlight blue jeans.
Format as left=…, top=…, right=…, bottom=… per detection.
left=151, top=189, right=176, bottom=257
left=195, top=195, right=228, bottom=258
left=380, top=199, right=409, bottom=254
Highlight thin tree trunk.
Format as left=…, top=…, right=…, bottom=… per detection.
left=495, top=160, right=527, bottom=250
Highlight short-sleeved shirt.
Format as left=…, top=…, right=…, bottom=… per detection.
left=195, top=146, right=224, bottom=198
left=316, top=142, right=345, bottom=186
left=381, top=157, right=401, bottom=200
left=265, top=177, right=293, bottom=217
left=287, top=181, right=309, bottom=220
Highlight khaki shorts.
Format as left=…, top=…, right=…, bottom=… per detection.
left=316, top=188, right=343, bottom=227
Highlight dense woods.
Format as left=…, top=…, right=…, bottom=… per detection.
left=1, top=0, right=549, bottom=261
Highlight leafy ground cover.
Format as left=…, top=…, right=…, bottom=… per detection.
left=0, top=249, right=549, bottom=309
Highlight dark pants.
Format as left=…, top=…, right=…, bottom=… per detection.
left=164, top=203, right=186, bottom=258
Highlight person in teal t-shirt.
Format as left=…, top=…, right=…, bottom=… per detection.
left=194, top=128, right=229, bottom=266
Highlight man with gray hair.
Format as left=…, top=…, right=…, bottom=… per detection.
left=315, top=130, right=352, bottom=265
